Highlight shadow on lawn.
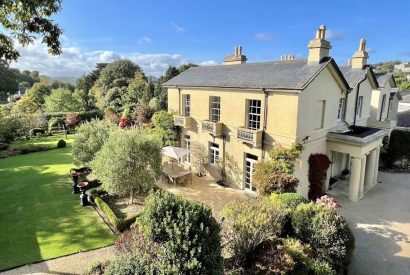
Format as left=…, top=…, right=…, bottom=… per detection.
left=0, top=148, right=114, bottom=273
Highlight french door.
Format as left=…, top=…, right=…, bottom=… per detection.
left=245, top=154, right=258, bottom=193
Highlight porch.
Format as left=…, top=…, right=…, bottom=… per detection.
left=327, top=125, right=385, bottom=202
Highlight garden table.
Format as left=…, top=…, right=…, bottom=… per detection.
left=162, top=166, right=192, bottom=187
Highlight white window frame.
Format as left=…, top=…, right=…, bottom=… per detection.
left=337, top=98, right=345, bottom=122
left=245, top=154, right=258, bottom=193
left=246, top=99, right=261, bottom=130
left=183, top=94, right=190, bottom=117
left=356, top=96, right=363, bottom=118
left=183, top=135, right=191, bottom=163
left=209, top=142, right=219, bottom=166
left=210, top=96, right=221, bottom=122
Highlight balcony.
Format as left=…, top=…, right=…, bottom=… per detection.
left=236, top=127, right=263, bottom=147
left=173, top=115, right=192, bottom=129
left=201, top=120, right=223, bottom=136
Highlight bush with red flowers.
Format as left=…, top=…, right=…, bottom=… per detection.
left=119, top=117, right=132, bottom=129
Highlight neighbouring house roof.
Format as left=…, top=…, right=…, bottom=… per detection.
left=339, top=65, right=379, bottom=89
left=375, top=73, right=396, bottom=88
left=163, top=58, right=349, bottom=91
left=18, top=87, right=27, bottom=95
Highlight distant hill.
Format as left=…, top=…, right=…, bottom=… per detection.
left=40, top=75, right=78, bottom=85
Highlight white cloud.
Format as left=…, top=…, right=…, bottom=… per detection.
left=327, top=29, right=344, bottom=41
left=171, top=22, right=185, bottom=32
left=10, top=39, right=215, bottom=77
left=200, top=60, right=218, bottom=66
left=138, top=36, right=152, bottom=44
left=255, top=32, right=272, bottom=41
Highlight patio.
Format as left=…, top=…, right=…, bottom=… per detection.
left=157, top=172, right=247, bottom=219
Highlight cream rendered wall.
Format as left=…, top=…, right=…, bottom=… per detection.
left=344, top=78, right=372, bottom=126
left=167, top=88, right=180, bottom=113
left=294, top=67, right=345, bottom=197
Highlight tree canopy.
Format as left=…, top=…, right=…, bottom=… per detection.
left=26, top=82, right=51, bottom=105
left=0, top=0, right=63, bottom=61
left=44, top=88, right=85, bottom=112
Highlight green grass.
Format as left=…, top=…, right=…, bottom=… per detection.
left=9, top=134, right=70, bottom=150
left=0, top=135, right=116, bottom=271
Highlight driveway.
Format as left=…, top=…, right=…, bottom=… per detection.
left=329, top=172, right=410, bottom=275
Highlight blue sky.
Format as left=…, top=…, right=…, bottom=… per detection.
left=12, top=0, right=410, bottom=77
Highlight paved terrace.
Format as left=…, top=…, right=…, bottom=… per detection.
left=157, top=173, right=247, bottom=219
left=329, top=171, right=410, bottom=275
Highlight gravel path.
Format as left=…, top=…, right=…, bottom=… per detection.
left=1, top=246, right=116, bottom=275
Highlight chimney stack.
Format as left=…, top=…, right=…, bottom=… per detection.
left=280, top=54, right=295, bottom=61
left=307, top=25, right=331, bottom=64
left=224, top=46, right=247, bottom=65
left=351, top=39, right=369, bottom=69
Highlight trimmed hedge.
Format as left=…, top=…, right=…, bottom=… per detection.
left=94, top=196, right=137, bottom=232
left=270, top=193, right=309, bottom=211
left=29, top=128, right=46, bottom=137
left=94, top=197, right=120, bottom=231
left=57, top=139, right=66, bottom=148
left=45, top=110, right=103, bottom=122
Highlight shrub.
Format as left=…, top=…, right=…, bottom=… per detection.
left=247, top=239, right=295, bottom=274
left=65, top=112, right=80, bottom=129
left=48, top=117, right=65, bottom=132
left=270, top=192, right=308, bottom=211
left=253, top=144, right=302, bottom=195
left=29, top=128, right=46, bottom=137
left=84, top=261, right=107, bottom=275
left=282, top=238, right=335, bottom=275
left=45, top=110, right=103, bottom=121
left=292, top=203, right=354, bottom=270
left=57, top=139, right=66, bottom=148
left=151, top=110, right=179, bottom=146
left=316, top=195, right=341, bottom=209
left=18, top=145, right=48, bottom=155
left=221, top=197, right=287, bottom=267
left=94, top=197, right=120, bottom=230
left=118, top=117, right=132, bottom=129
left=308, top=153, right=331, bottom=200
left=386, top=129, right=410, bottom=168
left=138, top=190, right=223, bottom=274
left=91, top=129, right=162, bottom=204
left=72, top=120, right=114, bottom=165
left=104, top=253, right=151, bottom=275
left=104, top=108, right=120, bottom=123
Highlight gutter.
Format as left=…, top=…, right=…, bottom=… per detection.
left=353, top=67, right=369, bottom=126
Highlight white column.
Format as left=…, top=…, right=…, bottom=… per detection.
left=358, top=156, right=367, bottom=199
left=364, top=149, right=377, bottom=191
left=349, top=156, right=362, bottom=202
left=371, top=146, right=381, bottom=189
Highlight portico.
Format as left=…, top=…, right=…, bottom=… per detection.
left=327, top=126, right=384, bottom=202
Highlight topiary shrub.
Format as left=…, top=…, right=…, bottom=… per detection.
left=308, top=153, right=331, bottom=200
left=137, top=190, right=223, bottom=274
left=221, top=197, right=287, bottom=267
left=57, top=139, right=66, bottom=148
left=292, top=203, right=354, bottom=271
left=94, top=197, right=120, bottom=230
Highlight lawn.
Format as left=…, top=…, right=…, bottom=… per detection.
left=0, top=135, right=116, bottom=271
left=8, top=134, right=70, bottom=150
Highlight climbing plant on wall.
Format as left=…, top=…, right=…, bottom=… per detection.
left=308, top=153, right=331, bottom=200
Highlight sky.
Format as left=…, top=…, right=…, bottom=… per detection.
left=11, top=0, right=410, bottom=77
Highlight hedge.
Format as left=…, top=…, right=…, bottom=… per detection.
left=94, top=196, right=138, bottom=232
left=94, top=197, right=121, bottom=231
left=44, top=110, right=103, bottom=121
left=386, top=129, right=410, bottom=168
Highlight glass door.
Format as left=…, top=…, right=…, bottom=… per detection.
left=245, top=154, right=258, bottom=193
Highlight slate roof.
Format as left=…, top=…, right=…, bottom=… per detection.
left=164, top=59, right=332, bottom=90
left=339, top=66, right=367, bottom=88
left=375, top=73, right=392, bottom=88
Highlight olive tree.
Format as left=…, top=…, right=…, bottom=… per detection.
left=72, top=120, right=114, bottom=165
left=91, top=129, right=162, bottom=204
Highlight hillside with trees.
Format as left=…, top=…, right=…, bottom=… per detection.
left=372, top=61, right=410, bottom=90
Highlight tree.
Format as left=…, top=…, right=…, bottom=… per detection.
left=72, top=120, right=114, bottom=165
left=44, top=88, right=85, bottom=112
left=19, top=82, right=31, bottom=88
left=76, top=63, right=108, bottom=92
left=26, top=82, right=51, bottom=105
left=151, top=110, right=179, bottom=146
left=0, top=0, right=63, bottom=61
left=11, top=96, right=39, bottom=114
left=0, top=63, right=19, bottom=100
left=92, top=129, right=162, bottom=204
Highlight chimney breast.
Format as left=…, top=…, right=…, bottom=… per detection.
left=224, top=45, right=247, bottom=65
left=307, top=24, right=331, bottom=64
left=351, top=38, right=369, bottom=69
